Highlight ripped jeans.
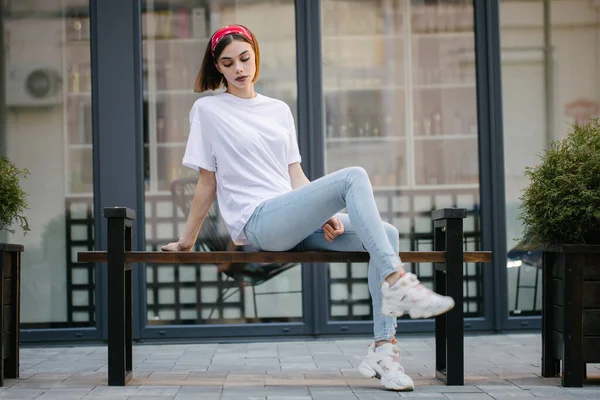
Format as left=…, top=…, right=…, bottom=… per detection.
left=243, top=167, right=400, bottom=341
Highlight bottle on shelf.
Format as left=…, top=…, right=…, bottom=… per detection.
left=177, top=8, right=190, bottom=39
left=453, top=112, right=463, bottom=135
left=157, top=116, right=166, bottom=142
left=370, top=164, right=383, bottom=187
left=386, top=164, right=397, bottom=187
left=170, top=119, right=181, bottom=141
left=423, top=117, right=432, bottom=137
left=432, top=110, right=442, bottom=135
left=191, top=8, right=207, bottom=39
left=70, top=64, right=80, bottom=93
left=395, top=155, right=404, bottom=186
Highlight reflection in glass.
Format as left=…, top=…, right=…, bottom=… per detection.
left=321, top=0, right=483, bottom=322
left=141, top=0, right=301, bottom=325
left=501, top=0, right=600, bottom=317
left=1, top=0, right=95, bottom=328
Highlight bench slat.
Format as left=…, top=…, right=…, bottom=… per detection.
left=77, top=251, right=492, bottom=264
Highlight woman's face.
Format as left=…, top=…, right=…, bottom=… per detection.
left=215, top=39, right=256, bottom=90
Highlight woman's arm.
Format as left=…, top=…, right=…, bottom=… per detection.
left=289, top=162, right=311, bottom=189
left=161, top=168, right=217, bottom=251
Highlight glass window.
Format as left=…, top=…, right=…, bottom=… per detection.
left=1, top=0, right=95, bottom=328
left=141, top=0, right=301, bottom=325
left=321, top=0, right=483, bottom=322
left=502, top=0, right=600, bottom=316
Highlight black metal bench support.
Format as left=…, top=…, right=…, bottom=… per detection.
left=105, top=207, right=135, bottom=386
left=101, top=206, right=473, bottom=386
left=433, top=208, right=466, bottom=386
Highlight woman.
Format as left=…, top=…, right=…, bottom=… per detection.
left=162, top=24, right=454, bottom=391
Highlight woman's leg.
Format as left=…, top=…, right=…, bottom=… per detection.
left=244, top=166, right=453, bottom=320
left=298, top=213, right=414, bottom=391
left=297, top=213, right=398, bottom=342
left=244, top=167, right=399, bottom=284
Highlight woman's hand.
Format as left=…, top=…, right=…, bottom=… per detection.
left=161, top=239, right=193, bottom=252
left=322, top=216, right=345, bottom=242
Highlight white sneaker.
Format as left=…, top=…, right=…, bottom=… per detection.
left=357, top=342, right=414, bottom=391
left=381, top=272, right=455, bottom=318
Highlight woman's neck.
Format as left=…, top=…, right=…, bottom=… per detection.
left=226, top=85, right=256, bottom=99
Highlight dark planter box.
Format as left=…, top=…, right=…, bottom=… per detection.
left=542, top=245, right=600, bottom=387
left=0, top=244, right=21, bottom=386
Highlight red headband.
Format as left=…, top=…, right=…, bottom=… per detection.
left=211, top=25, right=253, bottom=56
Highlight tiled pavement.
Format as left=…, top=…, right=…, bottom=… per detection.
left=1, top=333, right=599, bottom=399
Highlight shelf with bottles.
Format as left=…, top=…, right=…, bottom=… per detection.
left=413, top=137, right=479, bottom=186
left=412, top=84, right=477, bottom=138
left=150, top=106, right=189, bottom=144
left=411, top=63, right=476, bottom=88
left=141, top=6, right=210, bottom=42
left=410, top=1, right=474, bottom=35
left=322, top=0, right=405, bottom=37
left=325, top=116, right=404, bottom=139
left=413, top=111, right=478, bottom=138
left=327, top=137, right=407, bottom=188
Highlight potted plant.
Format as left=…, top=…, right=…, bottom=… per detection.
left=518, top=117, right=600, bottom=387
left=0, top=153, right=29, bottom=385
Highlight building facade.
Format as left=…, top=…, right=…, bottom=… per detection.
left=0, top=0, right=598, bottom=343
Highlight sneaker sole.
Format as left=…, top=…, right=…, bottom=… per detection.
left=358, top=362, right=414, bottom=391
left=382, top=301, right=455, bottom=319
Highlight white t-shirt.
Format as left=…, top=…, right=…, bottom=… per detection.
left=182, top=92, right=302, bottom=245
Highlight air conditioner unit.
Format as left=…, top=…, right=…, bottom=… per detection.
left=5, top=66, right=63, bottom=107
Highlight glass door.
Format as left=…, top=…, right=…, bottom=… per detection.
left=319, top=0, right=485, bottom=333
left=140, top=0, right=306, bottom=338
left=2, top=0, right=98, bottom=339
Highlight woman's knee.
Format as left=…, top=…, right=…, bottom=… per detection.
left=344, top=166, right=370, bottom=183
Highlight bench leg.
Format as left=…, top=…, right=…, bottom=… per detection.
left=107, top=217, right=133, bottom=386
left=435, top=267, right=447, bottom=376
left=445, top=218, right=464, bottom=386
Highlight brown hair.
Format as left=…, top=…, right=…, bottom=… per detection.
left=194, top=27, right=260, bottom=93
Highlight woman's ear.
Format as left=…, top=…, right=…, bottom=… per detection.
left=214, top=62, right=222, bottom=75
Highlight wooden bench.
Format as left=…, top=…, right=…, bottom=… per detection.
left=78, top=206, right=492, bottom=386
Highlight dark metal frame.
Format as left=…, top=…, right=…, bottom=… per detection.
left=90, top=0, right=145, bottom=342
left=433, top=209, right=465, bottom=385
left=474, top=0, right=540, bottom=331
left=105, top=208, right=135, bottom=385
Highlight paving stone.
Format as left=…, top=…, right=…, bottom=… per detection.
left=0, top=335, right=595, bottom=399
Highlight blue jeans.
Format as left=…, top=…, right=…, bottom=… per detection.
left=243, top=167, right=400, bottom=341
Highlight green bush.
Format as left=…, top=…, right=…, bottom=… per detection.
left=518, top=117, right=600, bottom=246
left=0, top=156, right=30, bottom=235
